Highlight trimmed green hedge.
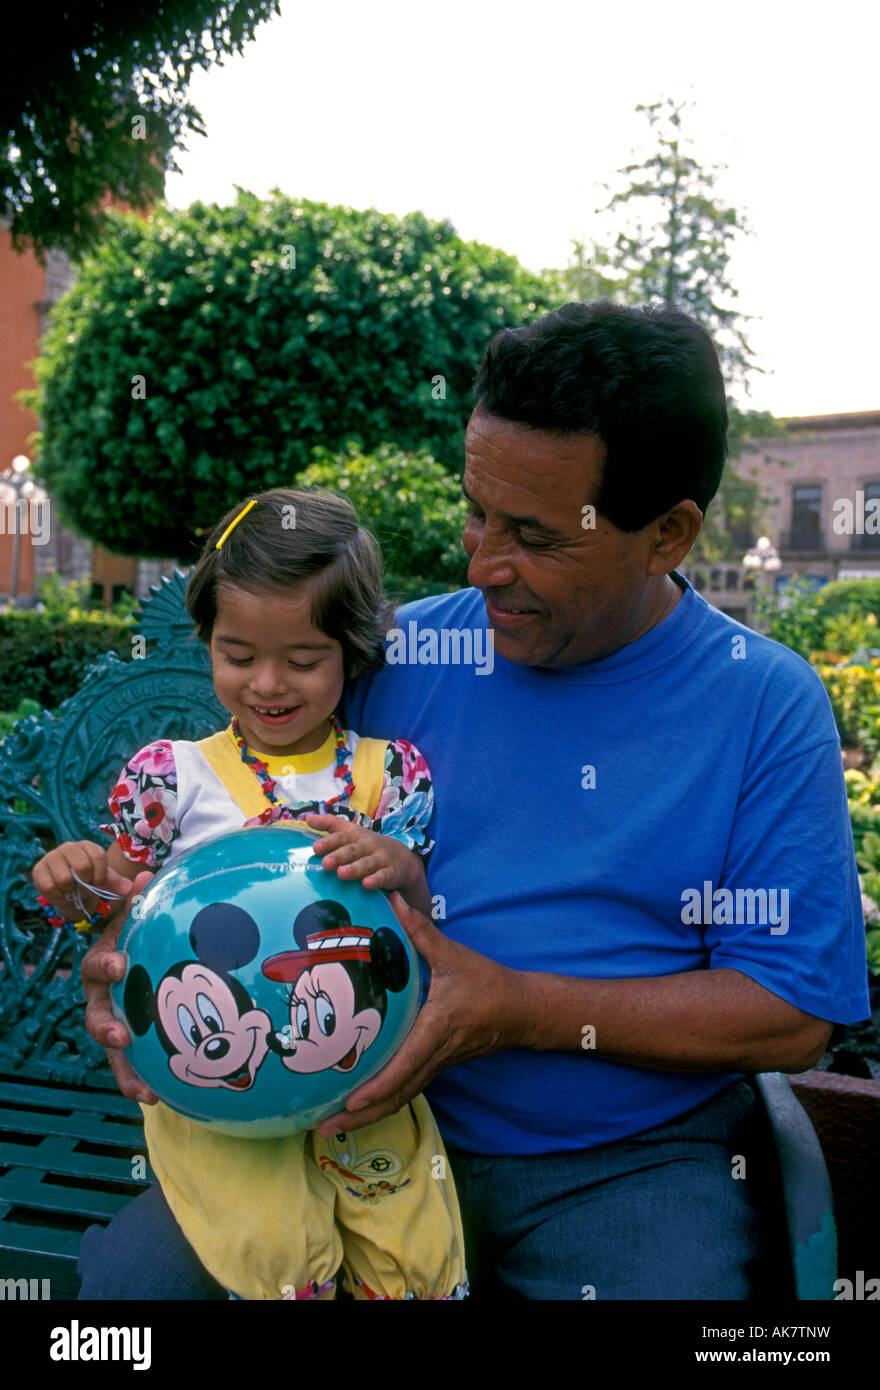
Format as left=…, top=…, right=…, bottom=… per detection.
left=30, top=193, right=554, bottom=559
left=816, top=579, right=880, bottom=624
left=299, top=443, right=470, bottom=604
left=0, top=610, right=132, bottom=710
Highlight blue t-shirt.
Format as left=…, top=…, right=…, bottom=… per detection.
left=343, top=575, right=871, bottom=1155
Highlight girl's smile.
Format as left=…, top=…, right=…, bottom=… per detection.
left=249, top=704, right=304, bottom=727
left=210, top=582, right=346, bottom=757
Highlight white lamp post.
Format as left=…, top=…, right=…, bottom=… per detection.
left=741, top=536, right=782, bottom=630
left=742, top=536, right=783, bottom=574
left=0, top=455, right=48, bottom=604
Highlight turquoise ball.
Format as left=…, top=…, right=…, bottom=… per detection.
left=109, top=825, right=421, bottom=1137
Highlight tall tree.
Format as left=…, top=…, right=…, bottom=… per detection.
left=27, top=193, right=554, bottom=558
left=559, top=98, right=782, bottom=559
left=2, top=1, right=280, bottom=258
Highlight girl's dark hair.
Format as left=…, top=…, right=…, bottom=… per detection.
left=185, top=489, right=393, bottom=678
left=473, top=300, right=729, bottom=531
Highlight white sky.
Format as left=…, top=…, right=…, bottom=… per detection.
left=165, top=0, right=880, bottom=418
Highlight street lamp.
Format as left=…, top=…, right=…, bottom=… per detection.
left=0, top=455, right=48, bottom=604
left=741, top=536, right=782, bottom=631
left=742, top=536, right=783, bottom=574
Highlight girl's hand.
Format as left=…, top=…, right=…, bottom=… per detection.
left=32, top=841, right=137, bottom=921
left=34, top=836, right=157, bottom=1103
left=81, top=871, right=160, bottom=1105
left=299, top=814, right=419, bottom=894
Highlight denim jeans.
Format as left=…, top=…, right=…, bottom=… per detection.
left=444, top=1078, right=791, bottom=1300
left=77, top=1078, right=791, bottom=1301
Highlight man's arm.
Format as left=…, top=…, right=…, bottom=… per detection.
left=517, top=962, right=833, bottom=1072
left=314, top=895, right=833, bottom=1136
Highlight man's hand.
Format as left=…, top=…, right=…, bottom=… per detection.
left=316, top=891, right=526, bottom=1136
left=81, top=870, right=159, bottom=1104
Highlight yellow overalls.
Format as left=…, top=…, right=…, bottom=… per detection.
left=140, top=729, right=468, bottom=1300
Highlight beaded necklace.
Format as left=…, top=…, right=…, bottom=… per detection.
left=229, top=712, right=355, bottom=812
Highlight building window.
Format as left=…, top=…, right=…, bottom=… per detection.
left=791, top=485, right=822, bottom=549
left=725, top=569, right=740, bottom=591
left=856, top=482, right=880, bottom=551
left=728, top=524, right=756, bottom=551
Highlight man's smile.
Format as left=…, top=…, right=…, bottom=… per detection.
left=484, top=595, right=541, bottom=628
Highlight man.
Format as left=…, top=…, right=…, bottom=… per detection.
left=79, top=301, right=870, bottom=1300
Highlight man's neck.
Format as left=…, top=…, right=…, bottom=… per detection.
left=630, top=573, right=686, bottom=646
left=663, top=570, right=687, bottom=610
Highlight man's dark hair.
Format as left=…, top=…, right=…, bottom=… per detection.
left=186, top=489, right=393, bottom=678
left=472, top=300, right=728, bottom=530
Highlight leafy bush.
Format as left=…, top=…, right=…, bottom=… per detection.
left=298, top=443, right=469, bottom=602
left=35, top=574, right=96, bottom=619
left=813, top=662, right=880, bottom=752
left=844, top=767, right=880, bottom=808
left=756, top=577, right=880, bottom=662
left=816, top=578, right=880, bottom=625
left=843, top=769, right=880, bottom=975
left=28, top=193, right=555, bottom=559
left=34, top=573, right=138, bottom=622
left=0, top=697, right=42, bottom=739
left=754, top=579, right=880, bottom=754
left=0, top=609, right=132, bottom=710
left=814, top=609, right=880, bottom=665
left=752, top=578, right=828, bottom=660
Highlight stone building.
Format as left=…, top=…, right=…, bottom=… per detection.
left=681, top=410, right=880, bottom=625
left=0, top=214, right=175, bottom=607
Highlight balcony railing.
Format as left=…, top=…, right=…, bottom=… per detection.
left=779, top=529, right=826, bottom=555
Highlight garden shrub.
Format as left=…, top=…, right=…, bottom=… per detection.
left=842, top=769, right=880, bottom=975
left=29, top=193, right=554, bottom=559
left=298, top=442, right=470, bottom=602
left=813, top=661, right=880, bottom=753
left=0, top=697, right=42, bottom=739
left=816, top=578, right=880, bottom=625
left=752, top=578, right=828, bottom=660
left=0, top=609, right=132, bottom=710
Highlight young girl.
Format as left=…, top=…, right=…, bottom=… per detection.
left=32, top=488, right=468, bottom=1301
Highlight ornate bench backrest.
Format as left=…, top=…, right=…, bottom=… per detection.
left=0, top=570, right=225, bottom=1082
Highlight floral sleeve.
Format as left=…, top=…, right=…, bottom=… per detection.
left=99, top=740, right=179, bottom=868
left=366, top=738, right=434, bottom=855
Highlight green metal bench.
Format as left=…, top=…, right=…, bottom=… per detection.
left=0, top=572, right=225, bottom=1299
left=0, top=572, right=839, bottom=1300
left=752, top=1072, right=837, bottom=1300
left=0, top=1073, right=149, bottom=1299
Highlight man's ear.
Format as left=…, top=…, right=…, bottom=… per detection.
left=647, top=499, right=703, bottom=575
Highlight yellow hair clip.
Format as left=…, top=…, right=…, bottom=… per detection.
left=216, top=498, right=258, bottom=550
